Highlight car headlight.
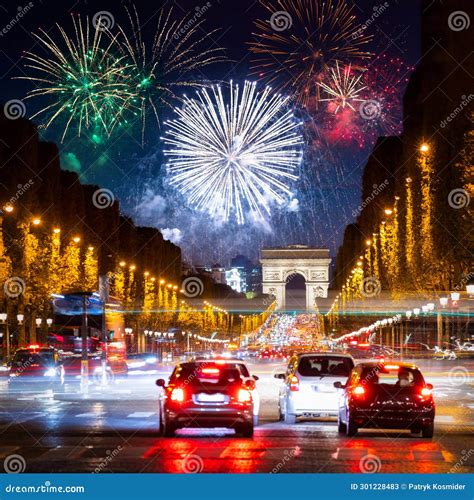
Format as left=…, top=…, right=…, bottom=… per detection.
left=145, top=356, right=157, bottom=364
left=44, top=368, right=57, bottom=377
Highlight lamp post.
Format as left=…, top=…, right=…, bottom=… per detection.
left=451, top=292, right=460, bottom=342
left=0, top=313, right=9, bottom=360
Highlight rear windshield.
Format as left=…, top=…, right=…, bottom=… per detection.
left=297, top=356, right=354, bottom=377
left=361, top=366, right=424, bottom=387
left=13, top=351, right=54, bottom=365
left=170, top=363, right=248, bottom=386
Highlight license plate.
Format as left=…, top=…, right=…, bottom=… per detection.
left=313, top=386, right=334, bottom=393
left=196, top=393, right=225, bottom=403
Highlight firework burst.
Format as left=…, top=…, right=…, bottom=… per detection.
left=19, top=15, right=133, bottom=142
left=318, top=62, right=366, bottom=113
left=250, top=0, right=372, bottom=108
left=19, top=6, right=225, bottom=143
left=113, top=5, right=226, bottom=142
left=163, top=81, right=303, bottom=225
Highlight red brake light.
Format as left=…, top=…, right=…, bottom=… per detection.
left=290, top=375, right=299, bottom=392
left=420, top=387, right=432, bottom=397
left=384, top=364, right=399, bottom=370
left=170, top=387, right=185, bottom=402
left=201, top=367, right=220, bottom=375
left=237, top=388, right=252, bottom=403
left=28, top=344, right=40, bottom=350
left=353, top=385, right=365, bottom=396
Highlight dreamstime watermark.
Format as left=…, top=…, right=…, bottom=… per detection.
left=352, top=179, right=389, bottom=217
left=270, top=448, right=298, bottom=473
left=270, top=11, right=292, bottom=31
left=174, top=3, right=212, bottom=40
left=3, top=99, right=26, bottom=120
left=0, top=3, right=34, bottom=37
left=359, top=99, right=382, bottom=120
left=8, top=356, right=33, bottom=384
left=360, top=276, right=381, bottom=297
left=447, top=11, right=470, bottom=31
left=92, top=10, right=115, bottom=31
left=3, top=454, right=26, bottom=473
left=93, top=445, right=123, bottom=473
left=359, top=453, right=382, bottom=473
left=352, top=3, right=390, bottom=39
left=440, top=94, right=474, bottom=128
left=182, top=453, right=204, bottom=473
left=448, top=188, right=470, bottom=209
left=181, top=276, right=204, bottom=297
left=448, top=366, right=471, bottom=386
left=4, top=277, right=26, bottom=298
left=449, top=449, right=473, bottom=473
left=0, top=179, right=34, bottom=214
left=92, top=188, right=115, bottom=209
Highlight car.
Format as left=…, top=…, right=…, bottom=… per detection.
left=8, top=345, right=64, bottom=388
left=156, top=360, right=259, bottom=437
left=61, top=354, right=128, bottom=383
left=275, top=352, right=355, bottom=423
left=126, top=352, right=160, bottom=373
left=335, top=361, right=435, bottom=438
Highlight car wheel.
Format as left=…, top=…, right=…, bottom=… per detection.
left=346, top=417, right=358, bottom=437
left=241, top=423, right=254, bottom=438
left=284, top=412, right=296, bottom=425
left=421, top=422, right=434, bottom=438
left=337, top=417, right=347, bottom=434
left=160, top=413, right=176, bottom=437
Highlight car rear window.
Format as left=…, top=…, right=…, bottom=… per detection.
left=170, top=363, right=246, bottom=386
left=361, top=366, right=424, bottom=387
left=13, top=351, right=54, bottom=365
left=297, top=356, right=354, bottom=377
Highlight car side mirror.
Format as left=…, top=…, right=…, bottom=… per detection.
left=156, top=379, right=166, bottom=387
left=253, top=375, right=259, bottom=381
left=426, top=383, right=433, bottom=390
left=274, top=373, right=285, bottom=380
left=333, top=381, right=344, bottom=389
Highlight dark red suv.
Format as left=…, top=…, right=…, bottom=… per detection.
left=335, top=361, right=435, bottom=438
left=156, top=361, right=256, bottom=437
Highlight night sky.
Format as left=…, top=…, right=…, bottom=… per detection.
left=0, top=0, right=422, bottom=266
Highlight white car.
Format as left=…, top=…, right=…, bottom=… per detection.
left=275, top=352, right=355, bottom=423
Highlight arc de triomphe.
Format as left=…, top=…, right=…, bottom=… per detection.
left=260, top=246, right=331, bottom=311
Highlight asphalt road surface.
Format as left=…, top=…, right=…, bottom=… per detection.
left=0, top=359, right=472, bottom=473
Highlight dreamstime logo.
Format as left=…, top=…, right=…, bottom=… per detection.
left=93, top=446, right=123, bottom=473
left=4, top=277, right=25, bottom=298
left=4, top=99, right=26, bottom=120
left=92, top=188, right=115, bottom=209
left=359, top=454, right=381, bottom=473
left=359, top=100, right=382, bottom=120
left=270, top=11, right=292, bottom=31
left=449, top=449, right=474, bottom=473
left=270, top=448, right=298, bottom=473
left=352, top=179, right=389, bottom=217
left=3, top=454, right=26, bottom=473
left=181, top=277, right=204, bottom=297
left=360, top=276, right=381, bottom=298
left=448, top=366, right=470, bottom=386
left=173, top=3, right=212, bottom=40
left=182, top=454, right=204, bottom=473
left=447, top=11, right=470, bottom=31
left=92, top=10, right=115, bottom=31
left=448, top=188, right=470, bottom=209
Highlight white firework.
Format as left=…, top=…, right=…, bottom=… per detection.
left=318, top=62, right=366, bottom=113
left=163, top=81, right=303, bottom=224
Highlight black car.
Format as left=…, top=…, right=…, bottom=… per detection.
left=335, top=362, right=435, bottom=438
left=156, top=360, right=256, bottom=437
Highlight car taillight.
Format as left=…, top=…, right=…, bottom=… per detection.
left=420, top=387, right=432, bottom=397
left=290, top=375, right=299, bottom=392
left=352, top=385, right=365, bottom=397
left=170, top=387, right=185, bottom=402
left=237, top=388, right=252, bottom=403
left=201, top=367, right=220, bottom=375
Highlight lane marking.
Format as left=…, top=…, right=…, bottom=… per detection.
left=126, top=412, right=156, bottom=418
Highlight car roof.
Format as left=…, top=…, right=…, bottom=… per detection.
left=356, top=361, right=419, bottom=370
left=191, top=358, right=246, bottom=364
left=295, top=351, right=354, bottom=359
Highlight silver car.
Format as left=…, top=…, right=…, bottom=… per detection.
left=275, top=352, right=355, bottom=423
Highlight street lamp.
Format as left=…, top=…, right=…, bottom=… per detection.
left=413, top=308, right=420, bottom=317
left=451, top=292, right=460, bottom=301
left=439, top=297, right=448, bottom=308
left=467, top=284, right=474, bottom=297
left=16, top=313, right=24, bottom=324
left=0, top=313, right=9, bottom=359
